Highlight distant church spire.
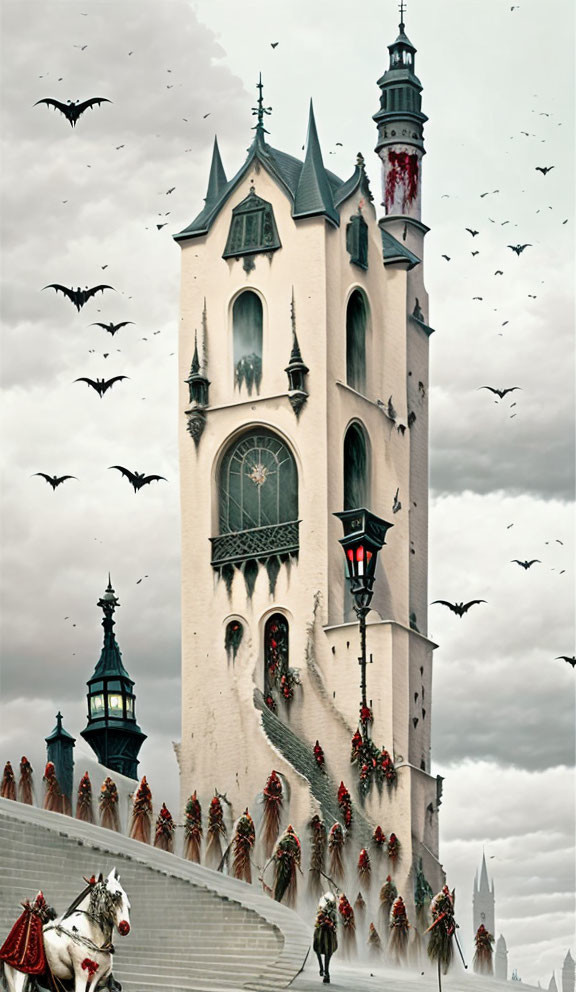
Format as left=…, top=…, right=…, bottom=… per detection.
left=473, top=851, right=495, bottom=938
left=563, top=950, right=575, bottom=992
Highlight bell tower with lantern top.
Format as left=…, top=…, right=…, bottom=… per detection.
left=175, top=5, right=441, bottom=913
left=81, top=576, right=146, bottom=779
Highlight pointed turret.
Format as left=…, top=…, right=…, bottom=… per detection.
left=293, top=101, right=339, bottom=226
left=285, top=289, right=309, bottom=415
left=185, top=319, right=210, bottom=445
left=81, top=576, right=146, bottom=779
left=45, top=712, right=75, bottom=813
left=205, top=137, right=227, bottom=207
left=495, top=934, right=508, bottom=981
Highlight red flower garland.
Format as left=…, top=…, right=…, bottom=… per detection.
left=359, top=704, right=373, bottom=724
left=183, top=791, right=202, bottom=862
left=368, top=922, right=382, bottom=952
left=389, top=894, right=410, bottom=964
left=262, top=770, right=283, bottom=857
left=75, top=772, right=95, bottom=824
left=99, top=776, right=120, bottom=832
left=206, top=793, right=227, bottom=866
left=313, top=740, right=325, bottom=770
left=18, top=757, right=34, bottom=806
left=264, top=693, right=277, bottom=713
left=1, top=761, right=16, bottom=801
left=232, top=808, right=255, bottom=882
left=357, top=848, right=371, bottom=884
left=350, top=730, right=363, bottom=761
left=154, top=802, right=175, bottom=852
left=387, top=832, right=401, bottom=862
left=373, top=825, right=386, bottom=848
left=43, top=762, right=64, bottom=814
left=337, top=781, right=353, bottom=829
left=338, top=894, right=355, bottom=929
left=380, top=747, right=397, bottom=786
left=273, top=825, right=301, bottom=906
left=328, top=822, right=345, bottom=879
left=129, top=776, right=153, bottom=844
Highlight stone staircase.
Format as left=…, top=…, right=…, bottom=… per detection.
left=0, top=798, right=310, bottom=991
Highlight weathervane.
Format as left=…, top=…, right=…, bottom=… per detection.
left=252, top=73, right=272, bottom=137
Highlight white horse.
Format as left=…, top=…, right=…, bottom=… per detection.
left=3, top=868, right=130, bottom=992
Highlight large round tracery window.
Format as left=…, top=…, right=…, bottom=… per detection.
left=218, top=430, right=298, bottom=535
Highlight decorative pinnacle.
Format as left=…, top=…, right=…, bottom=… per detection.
left=290, top=287, right=296, bottom=336
left=251, top=73, right=272, bottom=138
left=399, top=0, right=406, bottom=30
left=98, top=575, right=119, bottom=614
left=191, top=331, right=200, bottom=374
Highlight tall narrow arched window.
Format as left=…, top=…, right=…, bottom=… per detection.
left=343, top=423, right=369, bottom=510
left=211, top=429, right=299, bottom=570
left=264, top=613, right=289, bottom=696
left=346, top=290, right=368, bottom=393
left=233, top=291, right=263, bottom=394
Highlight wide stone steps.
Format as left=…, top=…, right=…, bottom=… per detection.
left=0, top=798, right=310, bottom=990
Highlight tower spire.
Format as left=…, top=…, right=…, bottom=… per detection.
left=399, top=0, right=406, bottom=31
left=251, top=73, right=272, bottom=143
left=293, top=100, right=339, bottom=225
left=205, top=137, right=227, bottom=206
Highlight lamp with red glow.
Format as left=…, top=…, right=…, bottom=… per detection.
left=334, top=508, right=393, bottom=610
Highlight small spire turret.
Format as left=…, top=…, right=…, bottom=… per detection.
left=205, top=137, right=227, bottom=206
left=285, top=289, right=309, bottom=416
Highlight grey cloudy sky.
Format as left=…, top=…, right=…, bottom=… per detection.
left=0, top=0, right=574, bottom=984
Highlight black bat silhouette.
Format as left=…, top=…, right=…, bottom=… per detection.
left=75, top=376, right=128, bottom=397
left=511, top=559, right=541, bottom=569
left=432, top=600, right=486, bottom=616
left=44, top=284, right=114, bottom=311
left=34, top=97, right=110, bottom=127
left=109, top=466, right=167, bottom=492
left=33, top=473, right=77, bottom=490
left=556, top=656, right=576, bottom=668
left=508, top=244, right=532, bottom=255
left=535, top=166, right=554, bottom=174
left=91, top=321, right=134, bottom=336
left=465, top=228, right=479, bottom=236
left=479, top=386, right=521, bottom=399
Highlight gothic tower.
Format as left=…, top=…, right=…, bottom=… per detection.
left=176, top=13, right=441, bottom=907
left=473, top=852, right=496, bottom=936
left=81, top=577, right=146, bottom=779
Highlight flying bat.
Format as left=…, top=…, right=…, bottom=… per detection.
left=90, top=321, right=133, bottom=336
left=465, top=228, right=479, bottom=236
left=535, top=166, right=554, bottom=174
left=432, top=600, right=486, bottom=616
left=508, top=244, right=532, bottom=255
left=511, top=559, right=541, bottom=569
left=75, top=375, right=127, bottom=397
left=556, top=656, right=576, bottom=668
left=34, top=97, right=110, bottom=127
left=479, top=386, right=521, bottom=399
left=44, top=284, right=114, bottom=311
left=441, top=254, right=451, bottom=261
left=33, top=473, right=77, bottom=490
left=109, top=466, right=167, bottom=492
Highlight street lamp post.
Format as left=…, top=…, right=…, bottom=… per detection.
left=334, top=508, right=393, bottom=742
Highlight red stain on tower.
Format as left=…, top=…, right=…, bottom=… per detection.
left=384, top=151, right=419, bottom=212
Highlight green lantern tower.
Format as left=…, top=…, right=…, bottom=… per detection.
left=81, top=576, right=146, bottom=779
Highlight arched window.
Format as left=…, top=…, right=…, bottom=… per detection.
left=346, top=290, right=368, bottom=393
left=343, top=423, right=369, bottom=510
left=233, top=291, right=263, bottom=394
left=264, top=613, right=289, bottom=696
left=211, top=429, right=299, bottom=569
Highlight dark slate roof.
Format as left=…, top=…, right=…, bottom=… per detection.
left=293, top=102, right=340, bottom=226
left=174, top=124, right=355, bottom=242
left=89, top=628, right=133, bottom=684
left=380, top=227, right=421, bottom=269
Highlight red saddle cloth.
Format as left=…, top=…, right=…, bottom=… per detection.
left=0, top=902, right=47, bottom=974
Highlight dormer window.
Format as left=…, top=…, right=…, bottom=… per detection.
left=223, top=187, right=281, bottom=260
